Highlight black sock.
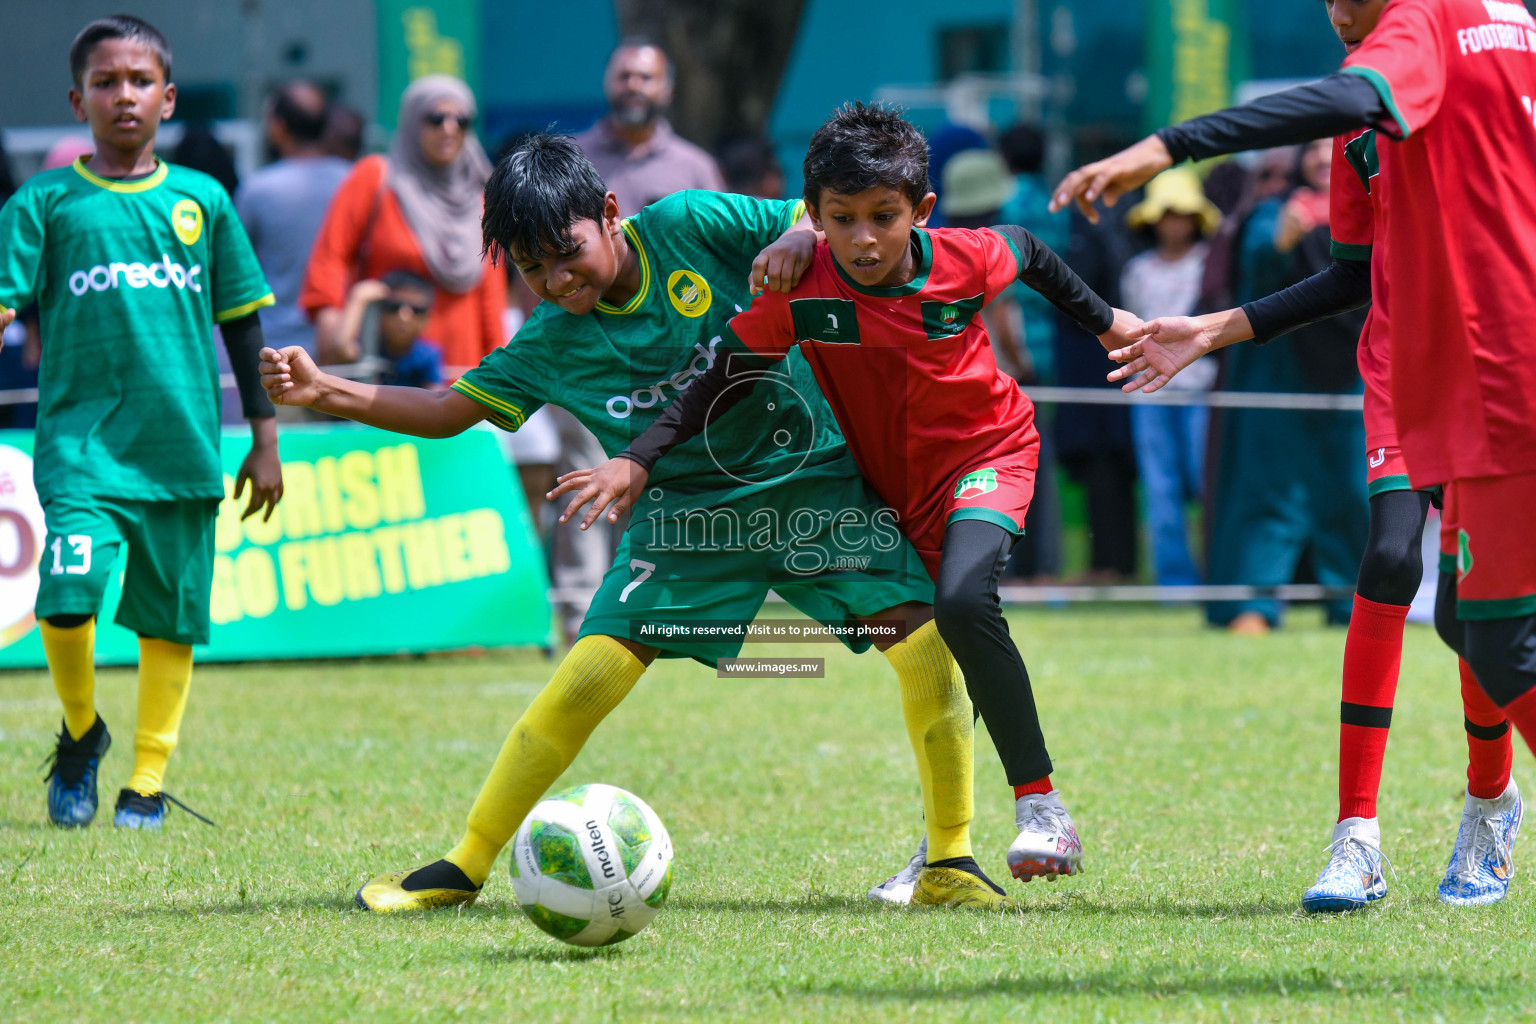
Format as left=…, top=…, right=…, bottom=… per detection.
left=403, top=859, right=478, bottom=892
left=925, top=855, right=1005, bottom=894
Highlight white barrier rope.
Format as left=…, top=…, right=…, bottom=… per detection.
left=1021, top=385, right=1364, bottom=411
left=546, top=584, right=1355, bottom=607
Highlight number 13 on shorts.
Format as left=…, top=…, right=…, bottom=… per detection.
left=49, top=534, right=92, bottom=576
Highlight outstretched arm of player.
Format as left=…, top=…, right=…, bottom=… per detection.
left=221, top=313, right=284, bottom=521
left=259, top=345, right=486, bottom=437
left=1108, top=257, right=1372, bottom=392
left=1050, top=74, right=1390, bottom=221
left=750, top=209, right=822, bottom=295
left=549, top=345, right=785, bottom=529
left=988, top=223, right=1142, bottom=351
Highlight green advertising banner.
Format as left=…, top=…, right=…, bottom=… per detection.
left=376, top=0, right=482, bottom=129
left=1144, top=0, right=1249, bottom=135
left=0, top=425, right=552, bottom=667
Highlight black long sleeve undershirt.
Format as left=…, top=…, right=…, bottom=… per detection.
left=1157, top=73, right=1393, bottom=164
left=220, top=312, right=277, bottom=419
left=617, top=225, right=1114, bottom=472
left=1241, top=257, right=1373, bottom=344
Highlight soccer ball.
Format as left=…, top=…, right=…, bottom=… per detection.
left=510, top=783, right=673, bottom=947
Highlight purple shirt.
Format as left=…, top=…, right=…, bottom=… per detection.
left=573, top=118, right=725, bottom=219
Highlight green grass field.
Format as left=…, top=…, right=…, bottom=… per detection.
left=2, top=607, right=1533, bottom=1022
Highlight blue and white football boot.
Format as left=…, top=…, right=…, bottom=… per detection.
left=868, top=836, right=927, bottom=904
left=43, top=716, right=110, bottom=827
left=1437, top=777, right=1522, bottom=907
left=1301, top=817, right=1390, bottom=913
left=113, top=788, right=219, bottom=831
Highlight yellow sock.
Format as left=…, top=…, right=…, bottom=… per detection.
left=446, top=635, right=646, bottom=885
left=884, top=619, right=974, bottom=862
left=40, top=618, right=98, bottom=740
left=127, top=639, right=194, bottom=796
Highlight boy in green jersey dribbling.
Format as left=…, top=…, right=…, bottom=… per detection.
left=0, top=16, right=283, bottom=830
left=262, top=134, right=1018, bottom=912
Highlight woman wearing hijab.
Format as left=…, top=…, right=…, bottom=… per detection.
left=301, top=75, right=506, bottom=374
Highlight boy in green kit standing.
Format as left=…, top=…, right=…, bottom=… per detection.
left=0, top=16, right=283, bottom=829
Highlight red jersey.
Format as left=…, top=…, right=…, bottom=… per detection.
left=725, top=228, right=1035, bottom=546
left=1343, top=0, right=1536, bottom=485
left=1329, top=126, right=1396, bottom=451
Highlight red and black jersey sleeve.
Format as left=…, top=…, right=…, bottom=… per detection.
left=1343, top=0, right=1447, bottom=140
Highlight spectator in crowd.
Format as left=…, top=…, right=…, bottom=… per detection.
left=1119, top=169, right=1220, bottom=587
left=941, top=147, right=1062, bottom=580
left=332, top=270, right=444, bottom=389
left=574, top=39, right=724, bottom=215
left=925, top=121, right=988, bottom=228
left=235, top=82, right=351, bottom=359
left=171, top=124, right=238, bottom=194
left=302, top=75, right=505, bottom=374
left=1055, top=205, right=1140, bottom=583
left=1207, top=140, right=1367, bottom=633
left=719, top=136, right=785, bottom=200
left=323, top=102, right=366, bottom=162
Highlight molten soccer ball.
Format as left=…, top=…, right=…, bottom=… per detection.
left=510, top=783, right=673, bottom=946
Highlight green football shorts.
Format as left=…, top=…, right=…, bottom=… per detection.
left=578, top=458, right=935, bottom=666
left=36, top=496, right=220, bottom=645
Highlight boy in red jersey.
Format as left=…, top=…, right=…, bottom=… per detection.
left=559, top=103, right=1141, bottom=886
left=1051, top=0, right=1533, bottom=907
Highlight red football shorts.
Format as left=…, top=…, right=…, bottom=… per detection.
left=908, top=451, right=1038, bottom=580
left=1439, top=471, right=1536, bottom=619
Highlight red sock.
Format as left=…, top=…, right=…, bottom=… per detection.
left=1495, top=687, right=1536, bottom=765
left=1014, top=776, right=1053, bottom=799
left=1460, top=659, right=1513, bottom=800
left=1337, top=595, right=1409, bottom=821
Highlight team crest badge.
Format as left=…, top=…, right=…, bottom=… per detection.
left=954, top=468, right=998, bottom=499
left=1458, top=528, right=1474, bottom=583
left=941, top=304, right=958, bottom=324
left=667, top=270, right=712, bottom=318
left=171, top=199, right=203, bottom=246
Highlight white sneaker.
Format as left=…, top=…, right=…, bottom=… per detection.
left=868, top=835, right=926, bottom=904
left=1301, top=816, right=1389, bottom=913
left=1438, top=777, right=1522, bottom=907
left=1008, top=790, right=1082, bottom=881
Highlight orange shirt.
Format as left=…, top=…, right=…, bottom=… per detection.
left=300, top=155, right=506, bottom=373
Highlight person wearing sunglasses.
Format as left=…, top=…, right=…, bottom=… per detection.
left=332, top=270, right=443, bottom=389
left=302, top=75, right=506, bottom=377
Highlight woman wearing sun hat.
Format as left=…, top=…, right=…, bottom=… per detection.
left=1119, top=168, right=1221, bottom=589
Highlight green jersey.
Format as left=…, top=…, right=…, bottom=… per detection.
left=0, top=158, right=273, bottom=503
left=453, top=190, right=847, bottom=511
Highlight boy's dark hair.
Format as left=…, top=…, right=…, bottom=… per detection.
left=997, top=123, right=1045, bottom=176
left=70, top=15, right=172, bottom=87
left=803, top=102, right=930, bottom=209
left=271, top=82, right=328, bottom=144
left=482, top=133, right=608, bottom=264
left=381, top=269, right=435, bottom=298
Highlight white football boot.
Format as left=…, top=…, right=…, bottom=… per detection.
left=1438, top=777, right=1523, bottom=907
left=1008, top=790, right=1083, bottom=880
left=1301, top=816, right=1390, bottom=913
left=868, top=835, right=926, bottom=904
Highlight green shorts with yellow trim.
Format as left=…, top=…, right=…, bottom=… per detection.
left=36, top=496, right=219, bottom=645
left=577, top=464, right=935, bottom=667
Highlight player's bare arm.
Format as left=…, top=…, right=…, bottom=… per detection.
left=0, top=305, right=14, bottom=333
left=549, top=456, right=650, bottom=530
left=750, top=209, right=822, bottom=295
left=259, top=345, right=485, bottom=437
left=234, top=417, right=283, bottom=522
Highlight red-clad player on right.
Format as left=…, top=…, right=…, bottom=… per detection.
left=1052, top=0, right=1536, bottom=907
